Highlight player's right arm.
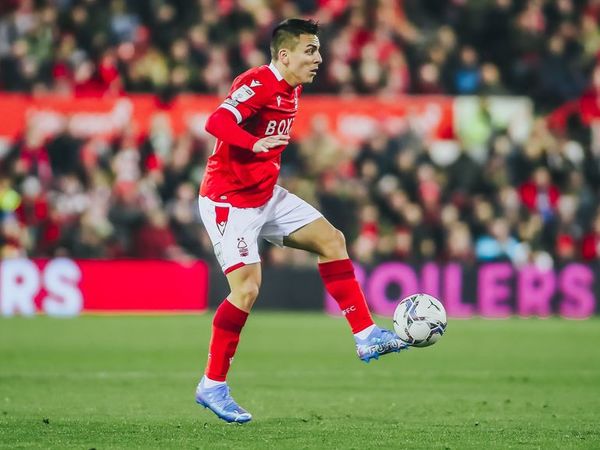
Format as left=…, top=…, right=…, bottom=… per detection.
left=205, top=73, right=289, bottom=153
left=205, top=110, right=289, bottom=153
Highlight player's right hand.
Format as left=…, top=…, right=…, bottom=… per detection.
left=252, top=135, right=290, bottom=153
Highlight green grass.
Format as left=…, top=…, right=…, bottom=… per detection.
left=1, top=314, right=599, bottom=449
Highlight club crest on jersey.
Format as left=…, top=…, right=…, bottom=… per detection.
left=231, top=85, right=255, bottom=103
left=215, top=206, right=229, bottom=236
left=237, top=238, right=249, bottom=257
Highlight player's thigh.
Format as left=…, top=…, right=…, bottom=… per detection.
left=225, top=262, right=262, bottom=296
left=260, top=186, right=323, bottom=248
left=283, top=216, right=345, bottom=255
left=198, top=196, right=263, bottom=274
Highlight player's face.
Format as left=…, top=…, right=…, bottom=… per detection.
left=287, top=34, right=322, bottom=85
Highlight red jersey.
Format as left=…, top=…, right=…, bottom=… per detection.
left=200, top=63, right=303, bottom=207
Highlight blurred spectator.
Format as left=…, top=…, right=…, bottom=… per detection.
left=445, top=221, right=475, bottom=264
left=582, top=210, right=600, bottom=261
left=518, top=166, right=561, bottom=222
left=537, top=34, right=586, bottom=110
left=11, top=126, right=53, bottom=188
left=167, top=182, right=208, bottom=258
left=475, top=217, right=521, bottom=262
left=0, top=215, right=28, bottom=258
left=478, top=63, right=510, bottom=96
left=133, top=209, right=182, bottom=259
left=452, top=46, right=481, bottom=95
left=299, top=115, right=341, bottom=176
left=0, top=176, right=21, bottom=220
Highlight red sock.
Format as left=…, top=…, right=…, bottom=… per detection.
left=318, top=259, right=374, bottom=334
left=205, top=299, right=249, bottom=382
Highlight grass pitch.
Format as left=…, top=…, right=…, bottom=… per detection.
left=1, top=313, right=599, bottom=449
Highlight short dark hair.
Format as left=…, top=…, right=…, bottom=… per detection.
left=270, top=18, right=319, bottom=60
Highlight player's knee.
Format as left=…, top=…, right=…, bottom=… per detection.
left=320, top=228, right=347, bottom=258
left=232, top=281, right=260, bottom=309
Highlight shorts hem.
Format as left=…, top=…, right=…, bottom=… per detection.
left=223, top=259, right=261, bottom=275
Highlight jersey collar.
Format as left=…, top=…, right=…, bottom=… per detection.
left=268, top=62, right=283, bottom=81
left=268, top=62, right=294, bottom=91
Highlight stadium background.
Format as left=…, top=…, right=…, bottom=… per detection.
left=1, top=0, right=599, bottom=315
left=2, top=1, right=600, bottom=448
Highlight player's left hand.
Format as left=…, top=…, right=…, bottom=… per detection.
left=253, top=135, right=290, bottom=153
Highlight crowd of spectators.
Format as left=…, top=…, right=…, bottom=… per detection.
left=1, top=0, right=600, bottom=268
left=1, top=0, right=599, bottom=108
left=1, top=97, right=600, bottom=267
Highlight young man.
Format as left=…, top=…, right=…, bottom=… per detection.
left=196, top=18, right=408, bottom=423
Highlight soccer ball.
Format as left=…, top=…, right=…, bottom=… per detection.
left=393, top=293, right=447, bottom=347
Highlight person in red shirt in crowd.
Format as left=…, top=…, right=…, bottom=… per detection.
left=195, top=18, right=408, bottom=424
left=582, top=211, right=600, bottom=261
left=133, top=209, right=181, bottom=259
left=518, top=166, right=560, bottom=221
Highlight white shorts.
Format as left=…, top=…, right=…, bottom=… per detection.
left=198, top=185, right=323, bottom=274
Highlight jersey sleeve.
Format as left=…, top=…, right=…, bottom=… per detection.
left=218, top=72, right=270, bottom=124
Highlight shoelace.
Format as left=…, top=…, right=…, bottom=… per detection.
left=377, top=330, right=395, bottom=342
left=369, top=330, right=392, bottom=345
left=207, top=386, right=241, bottom=411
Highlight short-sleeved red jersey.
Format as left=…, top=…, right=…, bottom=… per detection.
left=200, top=63, right=303, bottom=207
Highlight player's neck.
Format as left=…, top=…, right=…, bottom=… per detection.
left=271, top=60, right=301, bottom=88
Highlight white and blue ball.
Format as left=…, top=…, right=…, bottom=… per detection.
left=393, top=293, right=447, bottom=347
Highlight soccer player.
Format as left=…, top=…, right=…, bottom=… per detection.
left=195, top=18, right=408, bottom=423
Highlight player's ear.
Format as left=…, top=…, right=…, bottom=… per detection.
left=278, top=48, right=289, bottom=65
